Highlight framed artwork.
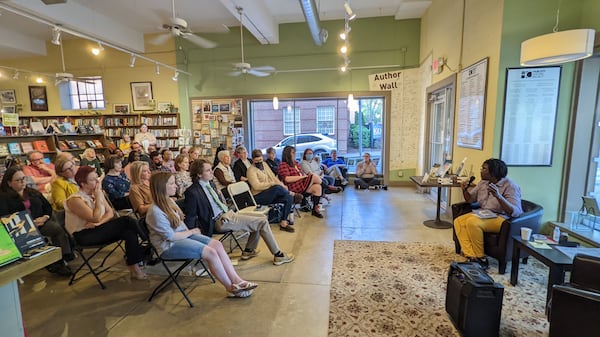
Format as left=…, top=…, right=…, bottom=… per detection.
left=219, top=103, right=231, bottom=112
left=113, top=103, right=130, bottom=114
left=28, top=86, right=48, bottom=111
left=500, top=66, right=561, bottom=166
left=1, top=106, right=16, bottom=114
left=130, top=82, right=153, bottom=111
left=157, top=101, right=171, bottom=113
left=0, top=89, right=16, bottom=104
left=457, top=57, right=488, bottom=150
left=211, top=104, right=219, bottom=112
left=202, top=100, right=212, bottom=112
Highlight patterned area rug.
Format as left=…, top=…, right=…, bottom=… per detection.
left=329, top=241, right=550, bottom=337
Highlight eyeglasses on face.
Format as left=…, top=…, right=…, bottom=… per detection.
left=30, top=157, right=44, bottom=162
left=12, top=177, right=26, bottom=183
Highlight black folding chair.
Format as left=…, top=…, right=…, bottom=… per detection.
left=137, top=217, right=214, bottom=307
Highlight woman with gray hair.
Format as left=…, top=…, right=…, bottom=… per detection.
left=232, top=146, right=251, bottom=182
left=213, top=150, right=236, bottom=198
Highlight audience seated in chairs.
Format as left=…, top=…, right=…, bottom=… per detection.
left=213, top=150, right=236, bottom=199
left=453, top=158, right=522, bottom=270
left=0, top=166, right=73, bottom=276
left=102, top=155, right=132, bottom=211
left=22, top=150, right=57, bottom=193
left=80, top=148, right=103, bottom=178
left=50, top=156, right=80, bottom=211
left=184, top=159, right=295, bottom=266
left=145, top=172, right=257, bottom=298
left=321, top=150, right=349, bottom=186
left=173, top=154, right=192, bottom=198
left=265, top=147, right=280, bottom=176
left=232, top=146, right=252, bottom=183
left=64, top=166, right=146, bottom=281
left=246, top=149, right=295, bottom=232
left=128, top=161, right=153, bottom=216
left=278, top=145, right=325, bottom=218
left=300, top=148, right=341, bottom=198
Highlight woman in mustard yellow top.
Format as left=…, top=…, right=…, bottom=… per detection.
left=119, top=134, right=132, bottom=155
left=51, top=156, right=79, bottom=211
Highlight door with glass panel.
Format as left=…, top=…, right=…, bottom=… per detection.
left=427, top=87, right=454, bottom=207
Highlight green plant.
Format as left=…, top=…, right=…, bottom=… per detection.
left=349, top=124, right=371, bottom=147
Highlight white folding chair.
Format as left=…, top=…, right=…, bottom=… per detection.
left=227, top=181, right=270, bottom=216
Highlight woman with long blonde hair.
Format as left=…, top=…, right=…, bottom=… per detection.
left=128, top=161, right=152, bottom=216
left=146, top=172, right=257, bottom=298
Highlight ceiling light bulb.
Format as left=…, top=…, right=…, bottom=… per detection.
left=51, top=27, right=61, bottom=45
left=91, top=48, right=100, bottom=56
left=129, top=54, right=136, bottom=67
left=172, top=71, right=179, bottom=81
left=339, top=32, right=347, bottom=40
left=344, top=2, right=357, bottom=21
left=36, top=77, right=43, bottom=83
left=155, top=64, right=160, bottom=75
left=340, top=45, right=348, bottom=54
left=272, top=96, right=279, bottom=110
left=340, top=65, right=347, bottom=72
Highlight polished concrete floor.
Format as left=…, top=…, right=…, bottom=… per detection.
left=19, top=186, right=455, bottom=337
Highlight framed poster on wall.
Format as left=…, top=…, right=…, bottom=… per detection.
left=130, top=82, right=153, bottom=111
left=500, top=66, right=561, bottom=166
left=457, top=57, right=488, bottom=149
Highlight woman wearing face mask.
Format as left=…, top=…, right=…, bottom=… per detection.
left=300, top=148, right=341, bottom=197
left=247, top=149, right=295, bottom=232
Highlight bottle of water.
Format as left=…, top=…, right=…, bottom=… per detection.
left=552, top=227, right=561, bottom=242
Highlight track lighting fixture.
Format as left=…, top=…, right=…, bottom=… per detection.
left=272, top=96, right=279, bottom=110
left=344, top=2, right=356, bottom=21
left=129, top=54, right=136, bottom=67
left=340, top=45, right=348, bottom=54
left=339, top=32, right=347, bottom=41
left=340, top=65, right=347, bottom=72
left=172, top=71, right=179, bottom=81
left=155, top=64, right=160, bottom=75
left=51, top=27, right=61, bottom=45
left=91, top=42, right=104, bottom=55
left=36, top=77, right=44, bottom=83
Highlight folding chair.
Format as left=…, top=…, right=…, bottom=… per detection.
left=227, top=181, right=270, bottom=216
left=103, top=191, right=135, bottom=218
left=68, top=236, right=125, bottom=289
left=176, top=198, right=243, bottom=254
left=137, top=217, right=214, bottom=307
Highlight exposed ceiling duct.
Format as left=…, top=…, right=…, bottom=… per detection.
left=41, top=0, right=67, bottom=4
left=299, top=0, right=328, bottom=46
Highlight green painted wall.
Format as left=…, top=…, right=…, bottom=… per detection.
left=175, top=16, right=421, bottom=125
left=496, top=0, right=600, bottom=223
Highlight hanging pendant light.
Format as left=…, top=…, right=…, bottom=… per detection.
left=520, top=29, right=595, bottom=66
left=272, top=96, right=279, bottom=110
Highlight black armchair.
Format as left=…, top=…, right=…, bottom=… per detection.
left=549, top=254, right=600, bottom=337
left=452, top=199, right=543, bottom=274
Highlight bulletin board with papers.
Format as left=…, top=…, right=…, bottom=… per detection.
left=457, top=58, right=488, bottom=150
left=190, top=98, right=244, bottom=159
left=500, top=66, right=561, bottom=166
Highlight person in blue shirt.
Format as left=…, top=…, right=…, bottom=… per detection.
left=321, top=150, right=348, bottom=186
left=102, top=155, right=132, bottom=210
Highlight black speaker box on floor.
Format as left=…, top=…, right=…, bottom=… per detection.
left=445, top=262, right=504, bottom=337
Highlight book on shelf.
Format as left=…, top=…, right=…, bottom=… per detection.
left=20, top=142, right=34, bottom=154
left=58, top=141, right=69, bottom=151
left=30, top=122, right=46, bottom=135
left=86, top=140, right=96, bottom=148
left=0, top=143, right=9, bottom=156
left=93, top=139, right=104, bottom=148
left=0, top=123, right=6, bottom=136
left=65, top=140, right=79, bottom=149
left=33, top=140, right=50, bottom=152
left=75, top=141, right=88, bottom=149
left=8, top=143, right=22, bottom=155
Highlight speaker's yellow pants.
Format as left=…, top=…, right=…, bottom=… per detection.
left=453, top=213, right=504, bottom=258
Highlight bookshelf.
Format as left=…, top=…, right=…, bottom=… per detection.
left=0, top=134, right=58, bottom=160
left=102, top=113, right=183, bottom=150
left=55, top=133, right=109, bottom=161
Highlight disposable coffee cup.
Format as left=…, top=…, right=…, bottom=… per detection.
left=521, top=227, right=532, bottom=241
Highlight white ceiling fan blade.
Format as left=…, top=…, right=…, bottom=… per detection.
left=182, top=33, right=217, bottom=48
left=252, top=65, right=275, bottom=72
left=247, top=69, right=271, bottom=77
left=149, top=32, right=172, bottom=45
left=228, top=70, right=242, bottom=77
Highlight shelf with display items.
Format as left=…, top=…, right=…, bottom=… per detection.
left=54, top=133, right=108, bottom=163
left=102, top=113, right=182, bottom=151
left=0, top=134, right=58, bottom=159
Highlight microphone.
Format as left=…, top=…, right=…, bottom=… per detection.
left=468, top=176, right=476, bottom=187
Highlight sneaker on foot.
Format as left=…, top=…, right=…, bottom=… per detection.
left=273, top=253, right=295, bottom=266
left=368, top=185, right=377, bottom=190
left=382, top=185, right=388, bottom=191
left=241, top=248, right=261, bottom=260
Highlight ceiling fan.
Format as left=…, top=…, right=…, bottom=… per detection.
left=53, top=43, right=93, bottom=86
left=229, top=7, right=275, bottom=77
left=150, top=0, right=217, bottom=49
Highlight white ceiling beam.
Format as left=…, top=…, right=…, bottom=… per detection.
left=395, top=1, right=432, bottom=20
left=0, top=25, right=47, bottom=58
left=218, top=0, right=279, bottom=44
left=5, top=0, right=146, bottom=52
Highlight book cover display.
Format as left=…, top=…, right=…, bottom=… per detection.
left=8, top=143, right=22, bottom=155
left=0, top=225, right=22, bottom=267
left=1, top=211, right=46, bottom=256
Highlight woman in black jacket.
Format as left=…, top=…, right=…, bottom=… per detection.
left=0, top=166, right=73, bottom=276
